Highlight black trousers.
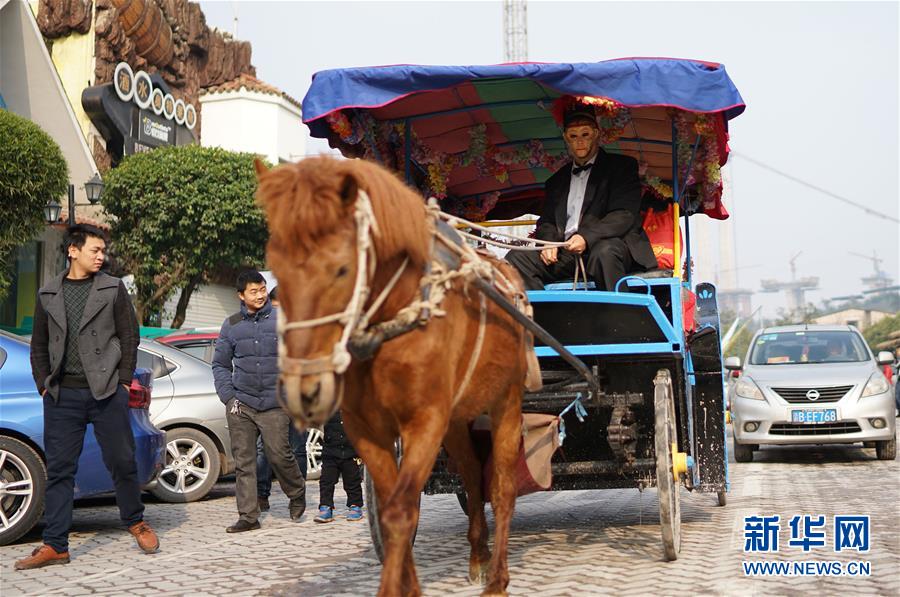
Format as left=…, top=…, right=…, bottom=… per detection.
left=318, top=456, right=363, bottom=509
left=505, top=237, right=634, bottom=291
left=43, top=386, right=144, bottom=552
left=226, top=401, right=306, bottom=524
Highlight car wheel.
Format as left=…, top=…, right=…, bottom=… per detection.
left=0, top=437, right=46, bottom=546
left=306, top=428, right=323, bottom=480
left=733, top=441, right=754, bottom=463
left=875, top=438, right=896, bottom=461
left=150, top=428, right=220, bottom=503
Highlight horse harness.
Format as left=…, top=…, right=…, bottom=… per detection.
left=277, top=190, right=528, bottom=414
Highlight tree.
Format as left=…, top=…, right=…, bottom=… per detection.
left=102, top=145, right=268, bottom=325
left=0, top=110, right=68, bottom=301
left=863, top=313, right=900, bottom=353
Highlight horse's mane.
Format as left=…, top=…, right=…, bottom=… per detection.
left=256, top=156, right=431, bottom=267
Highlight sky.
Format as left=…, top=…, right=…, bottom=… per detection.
left=200, top=0, right=899, bottom=320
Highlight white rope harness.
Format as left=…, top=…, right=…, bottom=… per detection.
left=277, top=190, right=564, bottom=417
left=278, top=189, right=382, bottom=376
left=438, top=212, right=568, bottom=252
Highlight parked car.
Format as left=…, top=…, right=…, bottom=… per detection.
left=158, top=331, right=324, bottom=479
left=726, top=325, right=896, bottom=462
left=155, top=332, right=220, bottom=362
left=138, top=338, right=234, bottom=502
left=0, top=330, right=165, bottom=546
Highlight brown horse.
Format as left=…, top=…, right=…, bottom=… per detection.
left=255, top=156, right=538, bottom=596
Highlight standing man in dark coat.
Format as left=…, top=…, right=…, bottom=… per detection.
left=16, top=225, right=159, bottom=571
left=506, top=103, right=658, bottom=290
left=213, top=270, right=306, bottom=533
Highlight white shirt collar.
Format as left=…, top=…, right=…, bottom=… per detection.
left=572, top=154, right=598, bottom=176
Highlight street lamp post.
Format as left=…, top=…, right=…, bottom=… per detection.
left=67, top=183, right=75, bottom=226
left=44, top=198, right=62, bottom=224
left=44, top=174, right=104, bottom=225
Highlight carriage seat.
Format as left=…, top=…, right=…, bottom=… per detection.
left=542, top=268, right=674, bottom=291
left=627, top=268, right=674, bottom=279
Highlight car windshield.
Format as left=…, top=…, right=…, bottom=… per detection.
left=749, top=331, right=870, bottom=365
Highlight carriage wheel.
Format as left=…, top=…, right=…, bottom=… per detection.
left=654, top=369, right=682, bottom=561
left=364, top=442, right=419, bottom=563
left=717, top=490, right=727, bottom=507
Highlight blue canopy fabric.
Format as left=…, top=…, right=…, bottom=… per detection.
left=302, top=58, right=745, bottom=138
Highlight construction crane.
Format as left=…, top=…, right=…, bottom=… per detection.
left=849, top=250, right=893, bottom=291
left=503, top=0, right=528, bottom=62
left=760, top=251, right=819, bottom=317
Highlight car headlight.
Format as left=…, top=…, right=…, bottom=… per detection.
left=734, top=377, right=765, bottom=401
left=861, top=372, right=891, bottom=397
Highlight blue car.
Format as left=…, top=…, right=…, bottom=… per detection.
left=0, top=330, right=165, bottom=545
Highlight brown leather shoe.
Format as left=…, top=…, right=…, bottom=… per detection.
left=14, top=545, right=70, bottom=570
left=128, top=521, right=160, bottom=554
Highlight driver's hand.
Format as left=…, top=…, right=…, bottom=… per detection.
left=540, top=246, right=558, bottom=265
left=565, top=234, right=587, bottom=255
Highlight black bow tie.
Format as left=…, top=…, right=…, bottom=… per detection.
left=572, top=163, right=593, bottom=176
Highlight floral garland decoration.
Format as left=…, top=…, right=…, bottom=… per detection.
left=672, top=111, right=724, bottom=216
left=326, top=111, right=364, bottom=145
left=578, top=96, right=632, bottom=145
left=442, top=191, right=501, bottom=221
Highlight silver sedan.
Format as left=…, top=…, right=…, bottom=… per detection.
left=727, top=325, right=896, bottom=462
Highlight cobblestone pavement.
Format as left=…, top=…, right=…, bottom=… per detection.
left=2, top=430, right=898, bottom=596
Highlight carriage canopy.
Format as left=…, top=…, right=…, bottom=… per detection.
left=301, top=58, right=745, bottom=221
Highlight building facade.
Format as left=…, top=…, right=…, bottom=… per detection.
left=0, top=0, right=98, bottom=330
left=1, top=0, right=277, bottom=331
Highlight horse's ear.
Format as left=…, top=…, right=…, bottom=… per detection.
left=339, top=173, right=358, bottom=205
left=253, top=158, right=269, bottom=178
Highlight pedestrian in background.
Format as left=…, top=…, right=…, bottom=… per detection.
left=16, top=225, right=158, bottom=570
left=255, top=289, right=309, bottom=512
left=314, top=411, right=364, bottom=523
left=212, top=271, right=306, bottom=532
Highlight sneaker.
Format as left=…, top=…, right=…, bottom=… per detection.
left=346, top=505, right=363, bottom=521
left=314, top=506, right=333, bottom=523
left=258, top=496, right=270, bottom=512
left=14, top=545, right=70, bottom=570
left=127, top=521, right=160, bottom=554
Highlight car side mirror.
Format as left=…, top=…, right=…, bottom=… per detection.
left=724, top=356, right=742, bottom=371
left=876, top=351, right=895, bottom=366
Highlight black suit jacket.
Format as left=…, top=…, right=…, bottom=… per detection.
left=534, top=149, right=658, bottom=271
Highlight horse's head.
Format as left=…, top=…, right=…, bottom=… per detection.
left=255, top=157, right=363, bottom=427
left=255, top=156, right=429, bottom=428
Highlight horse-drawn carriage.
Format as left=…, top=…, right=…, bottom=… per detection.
left=275, top=58, right=744, bottom=591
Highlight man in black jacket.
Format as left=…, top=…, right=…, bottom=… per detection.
left=506, top=103, right=657, bottom=291
left=16, top=225, right=158, bottom=571
left=213, top=270, right=306, bottom=533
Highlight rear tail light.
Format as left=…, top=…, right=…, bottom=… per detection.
left=129, top=367, right=153, bottom=409
left=128, top=383, right=152, bottom=409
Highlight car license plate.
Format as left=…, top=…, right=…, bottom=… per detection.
left=791, top=409, right=837, bottom=424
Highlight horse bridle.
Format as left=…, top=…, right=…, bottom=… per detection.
left=277, top=190, right=408, bottom=420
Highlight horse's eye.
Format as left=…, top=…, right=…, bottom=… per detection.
left=336, top=266, right=349, bottom=278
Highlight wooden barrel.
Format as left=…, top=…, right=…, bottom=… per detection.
left=110, top=0, right=174, bottom=68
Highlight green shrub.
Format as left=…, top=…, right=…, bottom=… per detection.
left=102, top=145, right=269, bottom=324
left=0, top=110, right=68, bottom=299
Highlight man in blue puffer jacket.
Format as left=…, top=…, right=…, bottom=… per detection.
left=213, top=270, right=306, bottom=533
